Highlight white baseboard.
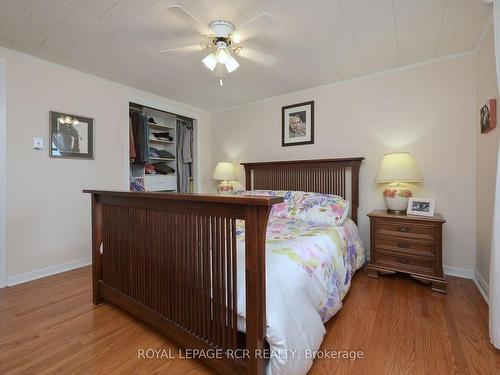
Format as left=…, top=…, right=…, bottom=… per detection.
left=428, top=266, right=489, bottom=304
left=474, top=269, right=490, bottom=304
left=6, top=257, right=91, bottom=286
left=2, top=258, right=493, bottom=305
left=443, top=265, right=474, bottom=279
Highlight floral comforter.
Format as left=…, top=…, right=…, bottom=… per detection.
left=235, top=217, right=365, bottom=375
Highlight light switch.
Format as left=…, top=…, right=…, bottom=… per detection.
left=33, top=137, right=44, bottom=150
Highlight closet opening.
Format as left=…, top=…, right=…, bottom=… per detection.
left=128, top=102, right=196, bottom=193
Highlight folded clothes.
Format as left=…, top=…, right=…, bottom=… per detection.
left=144, top=163, right=156, bottom=174
left=152, top=132, right=173, bottom=142
left=149, top=146, right=160, bottom=158
left=149, top=146, right=174, bottom=159
left=158, top=149, right=175, bottom=159
left=153, top=162, right=175, bottom=175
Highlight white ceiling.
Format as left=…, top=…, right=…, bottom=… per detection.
left=0, top=0, right=492, bottom=111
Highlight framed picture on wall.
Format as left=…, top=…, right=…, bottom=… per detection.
left=480, top=99, right=496, bottom=134
left=49, top=111, right=94, bottom=159
left=282, top=101, right=314, bottom=146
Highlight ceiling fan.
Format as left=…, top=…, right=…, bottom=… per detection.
left=160, top=5, right=278, bottom=84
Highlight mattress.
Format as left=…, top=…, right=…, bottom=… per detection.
left=235, top=216, right=365, bottom=375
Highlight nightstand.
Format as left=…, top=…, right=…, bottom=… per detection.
left=367, top=209, right=447, bottom=293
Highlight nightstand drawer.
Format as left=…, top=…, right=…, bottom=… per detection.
left=375, top=220, right=435, bottom=239
left=374, top=252, right=435, bottom=275
left=375, top=237, right=435, bottom=257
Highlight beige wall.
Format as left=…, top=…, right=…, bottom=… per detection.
left=476, top=19, right=500, bottom=286
left=208, top=55, right=477, bottom=272
left=2, top=47, right=209, bottom=280
left=0, top=43, right=487, bottom=281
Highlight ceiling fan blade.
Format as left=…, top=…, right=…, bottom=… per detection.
left=167, top=5, right=211, bottom=36
left=236, top=47, right=278, bottom=66
left=232, top=12, right=273, bottom=43
left=159, top=44, right=208, bottom=54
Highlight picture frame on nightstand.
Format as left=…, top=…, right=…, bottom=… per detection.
left=407, top=198, right=435, bottom=217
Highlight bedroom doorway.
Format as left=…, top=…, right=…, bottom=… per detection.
left=0, top=58, right=6, bottom=288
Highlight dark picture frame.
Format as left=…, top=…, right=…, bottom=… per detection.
left=49, top=111, right=94, bottom=159
left=480, top=99, right=496, bottom=134
left=282, top=101, right=314, bottom=146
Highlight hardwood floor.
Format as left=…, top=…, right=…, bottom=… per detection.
left=0, top=266, right=498, bottom=374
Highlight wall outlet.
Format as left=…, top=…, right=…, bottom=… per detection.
left=33, top=137, right=44, bottom=150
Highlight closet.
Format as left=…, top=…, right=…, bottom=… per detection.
left=129, top=102, right=195, bottom=192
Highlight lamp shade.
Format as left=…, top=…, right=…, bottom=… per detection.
left=212, top=162, right=236, bottom=181
left=375, top=152, right=423, bottom=183
left=202, top=53, right=217, bottom=71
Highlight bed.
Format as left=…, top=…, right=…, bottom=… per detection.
left=84, top=157, right=364, bottom=375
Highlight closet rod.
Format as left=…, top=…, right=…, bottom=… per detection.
left=129, top=106, right=143, bottom=113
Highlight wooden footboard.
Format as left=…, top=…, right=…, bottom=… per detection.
left=84, top=190, right=283, bottom=375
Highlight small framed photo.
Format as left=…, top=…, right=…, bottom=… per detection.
left=407, top=198, right=435, bottom=217
left=50, top=111, right=94, bottom=159
left=480, top=99, right=496, bottom=134
left=282, top=101, right=314, bottom=146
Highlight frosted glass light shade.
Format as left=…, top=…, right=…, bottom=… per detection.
left=225, top=55, right=239, bottom=73
left=212, top=162, right=236, bottom=181
left=215, top=48, right=230, bottom=64
left=202, top=53, right=217, bottom=71
left=376, top=152, right=423, bottom=183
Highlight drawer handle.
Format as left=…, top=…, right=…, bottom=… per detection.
left=398, top=242, right=410, bottom=249
left=397, top=257, right=410, bottom=264
left=399, top=226, right=409, bottom=232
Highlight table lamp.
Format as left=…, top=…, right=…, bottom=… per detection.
left=213, top=162, right=236, bottom=193
left=375, top=152, right=423, bottom=213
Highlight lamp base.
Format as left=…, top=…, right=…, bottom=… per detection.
left=217, top=180, right=233, bottom=194
left=387, top=208, right=407, bottom=215
left=383, top=184, right=412, bottom=213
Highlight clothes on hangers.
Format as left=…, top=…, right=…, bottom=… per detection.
left=130, top=111, right=149, bottom=164
left=182, top=126, right=192, bottom=163
left=177, top=118, right=193, bottom=192
left=129, top=116, right=136, bottom=161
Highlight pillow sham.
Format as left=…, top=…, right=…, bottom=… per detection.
left=233, top=190, right=289, bottom=218
left=234, top=190, right=350, bottom=226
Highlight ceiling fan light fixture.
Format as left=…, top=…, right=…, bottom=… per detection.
left=215, top=47, right=230, bottom=64
left=225, top=55, right=239, bottom=73
left=164, top=9, right=278, bottom=78
left=231, top=34, right=241, bottom=44
left=202, top=53, right=217, bottom=71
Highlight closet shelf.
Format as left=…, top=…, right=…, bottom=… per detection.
left=149, top=122, right=175, bottom=131
left=149, top=139, right=175, bottom=145
left=150, top=157, right=175, bottom=162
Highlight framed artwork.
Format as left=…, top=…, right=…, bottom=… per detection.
left=50, top=111, right=94, bottom=159
left=407, top=198, right=435, bottom=217
left=282, top=101, right=314, bottom=146
left=480, top=99, right=496, bottom=134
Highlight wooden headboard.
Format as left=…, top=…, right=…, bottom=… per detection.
left=241, top=157, right=364, bottom=224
